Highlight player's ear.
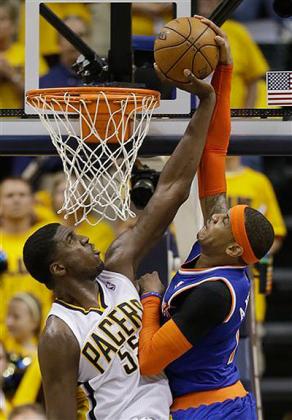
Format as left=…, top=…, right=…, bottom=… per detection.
left=50, top=261, right=66, bottom=277
left=225, top=242, right=243, bottom=259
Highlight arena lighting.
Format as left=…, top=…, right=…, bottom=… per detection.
left=273, top=0, right=292, bottom=17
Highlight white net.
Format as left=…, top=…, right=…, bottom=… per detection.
left=26, top=88, right=159, bottom=225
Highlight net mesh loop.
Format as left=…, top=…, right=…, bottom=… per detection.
left=26, top=87, right=160, bottom=225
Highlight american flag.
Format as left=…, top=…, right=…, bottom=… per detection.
left=266, top=71, right=292, bottom=106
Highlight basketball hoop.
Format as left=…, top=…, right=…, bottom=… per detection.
left=26, top=87, right=160, bottom=225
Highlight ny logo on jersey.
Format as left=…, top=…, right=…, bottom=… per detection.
left=174, top=281, right=184, bottom=289
left=239, top=293, right=250, bottom=321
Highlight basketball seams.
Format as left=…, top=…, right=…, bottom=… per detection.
left=165, top=17, right=192, bottom=42
left=186, top=17, right=193, bottom=40
left=198, top=50, right=213, bottom=72
left=199, top=43, right=220, bottom=71
left=155, top=18, right=219, bottom=83
left=155, top=41, right=193, bottom=53
left=154, top=31, right=192, bottom=52
left=191, top=49, right=201, bottom=78
left=195, top=51, right=212, bottom=77
left=163, top=26, right=189, bottom=40
left=154, top=23, right=192, bottom=53
left=165, top=25, right=210, bottom=80
left=194, top=26, right=219, bottom=73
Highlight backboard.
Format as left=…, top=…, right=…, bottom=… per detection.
left=25, top=0, right=192, bottom=114
left=0, top=0, right=292, bottom=155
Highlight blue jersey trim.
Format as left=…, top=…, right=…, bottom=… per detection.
left=166, top=277, right=236, bottom=324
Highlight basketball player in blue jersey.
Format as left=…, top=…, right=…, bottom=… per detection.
left=22, top=48, right=218, bottom=418
left=138, top=17, right=274, bottom=420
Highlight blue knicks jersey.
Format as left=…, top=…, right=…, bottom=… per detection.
left=162, top=241, right=251, bottom=398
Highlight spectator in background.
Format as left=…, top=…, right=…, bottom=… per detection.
left=0, top=177, right=53, bottom=341
left=0, top=0, right=24, bottom=109
left=132, top=3, right=173, bottom=35
left=35, top=172, right=116, bottom=261
left=8, top=404, right=46, bottom=420
left=226, top=156, right=286, bottom=374
left=40, top=16, right=90, bottom=88
left=5, top=293, right=41, bottom=358
left=0, top=0, right=47, bottom=109
left=3, top=294, right=42, bottom=409
left=18, top=1, right=91, bottom=60
left=0, top=341, right=10, bottom=420
left=198, top=0, right=269, bottom=108
left=226, top=156, right=286, bottom=321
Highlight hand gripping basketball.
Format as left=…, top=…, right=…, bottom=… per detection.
left=194, top=16, right=233, bottom=66
left=154, top=16, right=220, bottom=82
left=154, top=63, right=215, bottom=99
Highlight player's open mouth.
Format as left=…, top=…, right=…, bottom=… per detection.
left=93, top=250, right=100, bottom=258
left=89, top=244, right=100, bottom=258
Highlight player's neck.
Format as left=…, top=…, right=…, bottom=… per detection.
left=1, top=217, right=33, bottom=234
left=55, top=278, right=100, bottom=310
left=195, top=253, right=239, bottom=268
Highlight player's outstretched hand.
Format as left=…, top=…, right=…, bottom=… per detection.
left=154, top=63, right=215, bottom=99
left=193, top=15, right=233, bottom=66
left=138, top=271, right=165, bottom=296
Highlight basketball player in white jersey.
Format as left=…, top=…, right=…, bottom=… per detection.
left=23, top=64, right=218, bottom=419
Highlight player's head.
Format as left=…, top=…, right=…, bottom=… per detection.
left=197, top=205, right=275, bottom=264
left=23, top=223, right=104, bottom=290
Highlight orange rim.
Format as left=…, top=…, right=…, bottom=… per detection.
left=26, top=86, right=160, bottom=106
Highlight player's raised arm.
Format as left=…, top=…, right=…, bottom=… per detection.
left=38, top=317, right=80, bottom=420
left=196, top=17, right=233, bottom=224
left=105, top=71, right=216, bottom=279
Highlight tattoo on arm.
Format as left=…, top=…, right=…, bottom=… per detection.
left=202, top=193, right=228, bottom=223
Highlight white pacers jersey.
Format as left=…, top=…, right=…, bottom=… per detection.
left=48, top=270, right=172, bottom=420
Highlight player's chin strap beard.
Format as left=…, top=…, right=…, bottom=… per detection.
left=230, top=205, right=259, bottom=265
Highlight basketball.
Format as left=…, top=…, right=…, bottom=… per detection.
left=154, top=17, right=220, bottom=82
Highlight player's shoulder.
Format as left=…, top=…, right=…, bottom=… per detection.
left=197, top=279, right=232, bottom=301
left=43, top=315, right=75, bottom=338
left=179, top=280, right=232, bottom=320
left=39, top=316, right=80, bottom=371
left=40, top=315, right=79, bottom=352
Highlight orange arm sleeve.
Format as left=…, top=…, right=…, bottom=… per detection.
left=138, top=296, right=192, bottom=376
left=198, top=64, right=233, bottom=198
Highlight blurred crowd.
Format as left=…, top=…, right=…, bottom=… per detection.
left=1, top=0, right=291, bottom=112
left=0, top=1, right=289, bottom=419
